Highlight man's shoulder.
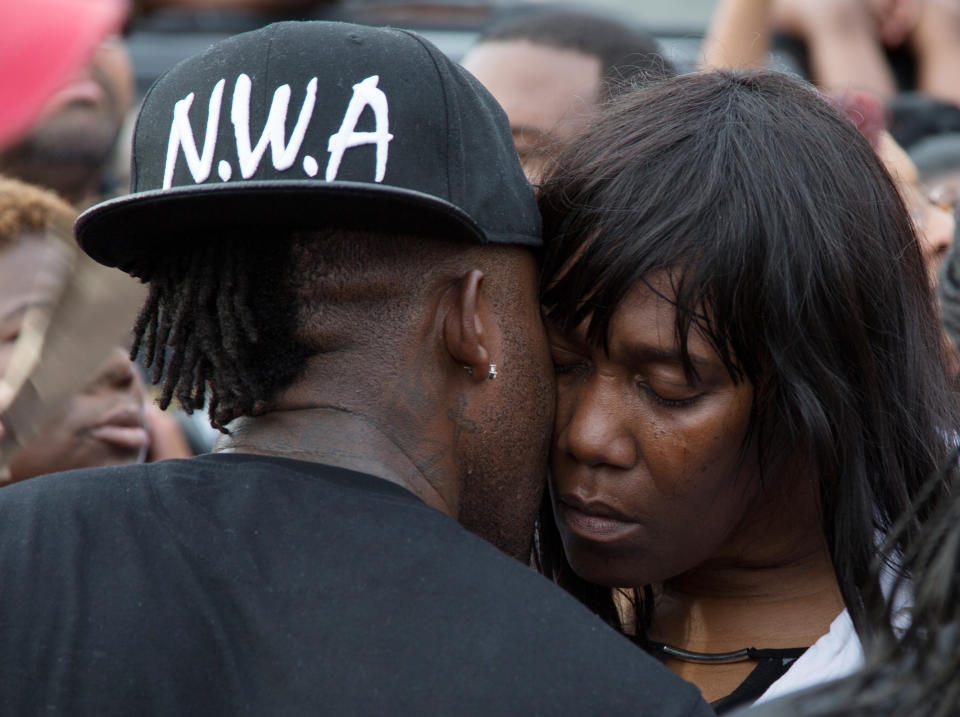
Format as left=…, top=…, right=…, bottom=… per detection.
left=0, top=452, right=418, bottom=509
left=0, top=455, right=713, bottom=716
left=0, top=459, right=157, bottom=510
left=432, top=541, right=711, bottom=713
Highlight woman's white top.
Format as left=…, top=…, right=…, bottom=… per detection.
left=754, top=563, right=910, bottom=705
left=754, top=609, right=863, bottom=705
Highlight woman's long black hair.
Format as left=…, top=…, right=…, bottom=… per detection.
left=535, top=70, right=960, bottom=644
left=743, top=448, right=960, bottom=716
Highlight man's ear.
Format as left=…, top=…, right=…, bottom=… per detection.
left=442, top=269, right=490, bottom=381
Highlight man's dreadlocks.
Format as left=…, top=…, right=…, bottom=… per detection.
left=131, top=232, right=311, bottom=431
left=131, top=228, right=483, bottom=431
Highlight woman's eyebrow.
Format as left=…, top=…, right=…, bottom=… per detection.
left=544, top=322, right=595, bottom=353
left=542, top=313, right=578, bottom=335
left=613, top=339, right=714, bottom=369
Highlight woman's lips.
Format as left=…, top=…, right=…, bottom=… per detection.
left=558, top=494, right=639, bottom=542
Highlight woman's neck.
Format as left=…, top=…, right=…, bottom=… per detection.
left=647, top=541, right=844, bottom=704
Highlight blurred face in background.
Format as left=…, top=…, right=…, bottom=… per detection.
left=461, top=40, right=601, bottom=183
left=879, top=132, right=956, bottom=282
left=0, top=234, right=147, bottom=485
left=0, top=37, right=134, bottom=204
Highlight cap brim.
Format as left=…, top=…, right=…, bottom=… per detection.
left=76, top=181, right=514, bottom=277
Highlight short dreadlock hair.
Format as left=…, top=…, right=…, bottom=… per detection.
left=132, top=227, right=498, bottom=431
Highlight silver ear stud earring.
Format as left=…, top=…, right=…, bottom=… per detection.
left=465, top=364, right=498, bottom=379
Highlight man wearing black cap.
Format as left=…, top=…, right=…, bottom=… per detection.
left=0, top=21, right=712, bottom=716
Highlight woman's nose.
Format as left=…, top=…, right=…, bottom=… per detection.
left=555, top=376, right=637, bottom=469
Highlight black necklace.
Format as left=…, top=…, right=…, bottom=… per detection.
left=640, top=638, right=807, bottom=665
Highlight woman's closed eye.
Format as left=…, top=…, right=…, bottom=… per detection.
left=551, top=350, right=590, bottom=377
left=637, top=379, right=703, bottom=409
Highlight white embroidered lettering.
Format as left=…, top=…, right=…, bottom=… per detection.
left=303, top=155, right=319, bottom=177
left=162, top=79, right=225, bottom=189
left=232, top=74, right=317, bottom=179
left=218, top=160, right=232, bottom=182
left=325, top=75, right=393, bottom=182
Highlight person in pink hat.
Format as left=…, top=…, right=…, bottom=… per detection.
left=0, top=0, right=127, bottom=152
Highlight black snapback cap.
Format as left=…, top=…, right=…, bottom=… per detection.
left=76, top=21, right=540, bottom=276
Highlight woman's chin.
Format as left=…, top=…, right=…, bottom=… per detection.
left=563, top=541, right=643, bottom=588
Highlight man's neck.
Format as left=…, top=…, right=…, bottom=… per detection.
left=215, top=407, right=456, bottom=517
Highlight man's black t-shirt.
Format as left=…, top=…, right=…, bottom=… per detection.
left=0, top=453, right=712, bottom=716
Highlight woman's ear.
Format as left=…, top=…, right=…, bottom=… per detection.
left=442, top=269, right=490, bottom=381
